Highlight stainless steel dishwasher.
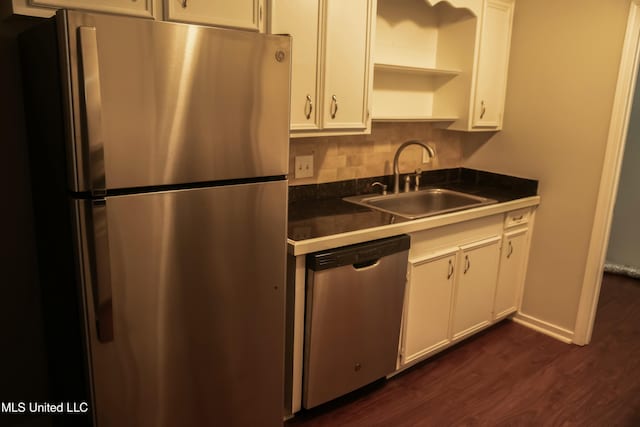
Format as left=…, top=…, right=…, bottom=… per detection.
left=303, top=235, right=410, bottom=408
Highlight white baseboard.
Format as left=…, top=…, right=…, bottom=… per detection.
left=512, top=312, right=574, bottom=344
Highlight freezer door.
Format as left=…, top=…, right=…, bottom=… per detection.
left=60, top=10, right=290, bottom=192
left=74, top=181, right=287, bottom=427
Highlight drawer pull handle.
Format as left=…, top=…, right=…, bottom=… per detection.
left=447, top=259, right=454, bottom=279
left=464, top=255, right=470, bottom=274
left=512, top=215, right=524, bottom=221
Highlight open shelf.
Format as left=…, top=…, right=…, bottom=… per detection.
left=372, top=0, right=478, bottom=124
left=374, top=63, right=461, bottom=76
left=372, top=66, right=460, bottom=121
left=372, top=116, right=458, bottom=122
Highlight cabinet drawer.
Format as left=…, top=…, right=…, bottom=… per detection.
left=504, top=208, right=529, bottom=228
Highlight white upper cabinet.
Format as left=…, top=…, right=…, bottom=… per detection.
left=372, top=0, right=515, bottom=131
left=471, top=0, right=514, bottom=128
left=165, top=0, right=264, bottom=31
left=5, top=0, right=265, bottom=31
left=5, top=0, right=157, bottom=18
left=270, top=0, right=321, bottom=130
left=321, top=0, right=372, bottom=131
left=270, top=0, right=375, bottom=137
left=2, top=0, right=52, bottom=18
left=372, top=0, right=479, bottom=123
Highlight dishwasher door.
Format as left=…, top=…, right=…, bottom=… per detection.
left=303, top=235, right=410, bottom=409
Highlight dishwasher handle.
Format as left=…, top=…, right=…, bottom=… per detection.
left=352, top=259, right=380, bottom=270
left=307, top=235, right=410, bottom=271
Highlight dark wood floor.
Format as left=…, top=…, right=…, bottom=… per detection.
left=287, top=273, right=640, bottom=426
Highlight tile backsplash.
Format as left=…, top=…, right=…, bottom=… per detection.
left=288, top=122, right=463, bottom=185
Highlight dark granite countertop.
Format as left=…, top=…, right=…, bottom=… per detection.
left=288, top=168, right=538, bottom=242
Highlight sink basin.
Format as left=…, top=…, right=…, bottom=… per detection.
left=344, top=188, right=497, bottom=219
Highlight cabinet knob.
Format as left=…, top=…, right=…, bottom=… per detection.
left=181, top=0, right=187, bottom=8
left=305, top=95, right=313, bottom=120
left=330, top=95, right=338, bottom=119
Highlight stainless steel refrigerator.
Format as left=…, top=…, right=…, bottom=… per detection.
left=20, top=10, right=290, bottom=427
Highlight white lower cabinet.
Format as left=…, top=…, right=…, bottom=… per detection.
left=400, top=210, right=533, bottom=369
left=402, top=249, right=457, bottom=364
left=451, top=236, right=501, bottom=340
left=494, top=227, right=529, bottom=320
left=401, top=216, right=502, bottom=368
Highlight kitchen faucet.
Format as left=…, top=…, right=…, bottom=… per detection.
left=393, top=140, right=435, bottom=194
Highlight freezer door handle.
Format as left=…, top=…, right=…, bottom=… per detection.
left=88, top=199, right=114, bottom=342
left=78, top=26, right=106, bottom=194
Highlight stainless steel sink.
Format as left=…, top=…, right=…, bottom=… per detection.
left=343, top=188, right=497, bottom=219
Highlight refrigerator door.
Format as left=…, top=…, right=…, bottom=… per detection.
left=74, top=181, right=287, bottom=427
left=59, top=10, right=290, bottom=192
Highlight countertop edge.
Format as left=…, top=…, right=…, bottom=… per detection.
left=287, top=195, right=541, bottom=256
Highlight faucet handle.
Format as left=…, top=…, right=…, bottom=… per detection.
left=403, top=169, right=422, bottom=192
left=371, top=181, right=387, bottom=195
left=414, top=168, right=421, bottom=191
left=404, top=175, right=411, bottom=193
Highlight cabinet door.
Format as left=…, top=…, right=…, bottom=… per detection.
left=472, top=0, right=514, bottom=128
left=7, top=0, right=54, bottom=18
left=402, top=250, right=457, bottom=365
left=165, top=0, right=263, bottom=31
left=494, top=228, right=528, bottom=319
left=451, top=236, right=501, bottom=340
left=322, top=0, right=372, bottom=130
left=270, top=0, right=321, bottom=130
left=30, top=0, right=155, bottom=17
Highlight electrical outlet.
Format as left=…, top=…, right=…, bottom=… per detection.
left=295, top=155, right=314, bottom=179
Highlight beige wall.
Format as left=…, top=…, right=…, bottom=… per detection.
left=289, top=122, right=465, bottom=185
left=464, top=0, right=630, bottom=332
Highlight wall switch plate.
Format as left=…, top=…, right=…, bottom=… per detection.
left=422, top=145, right=434, bottom=164
left=295, top=155, right=314, bottom=179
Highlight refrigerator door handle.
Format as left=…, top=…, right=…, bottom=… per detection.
left=78, top=26, right=106, bottom=194
left=88, top=199, right=114, bottom=343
